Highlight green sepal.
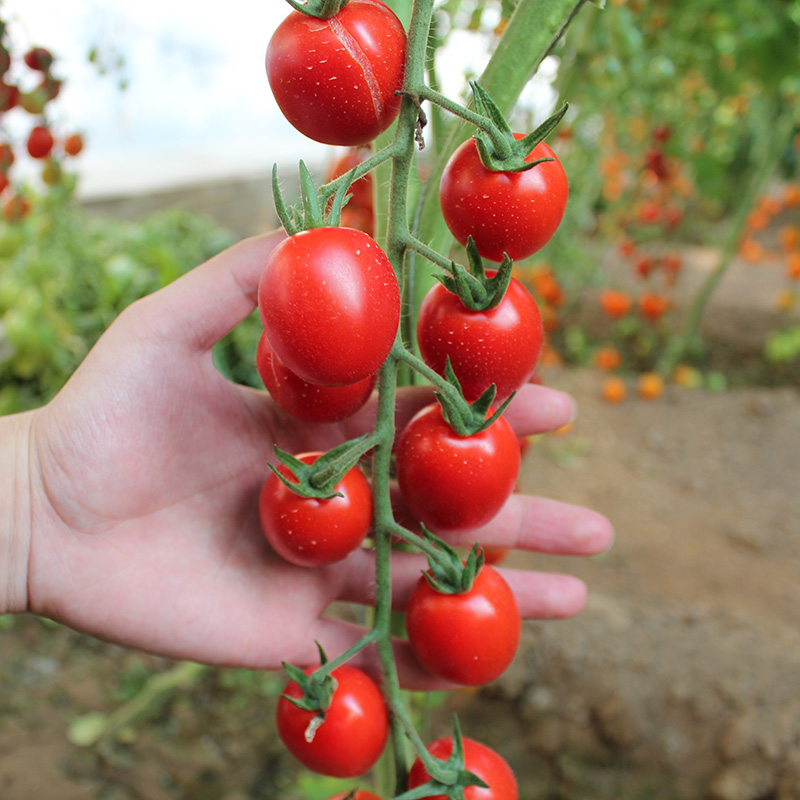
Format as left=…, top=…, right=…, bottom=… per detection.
left=269, top=434, right=375, bottom=500
left=284, top=0, right=348, bottom=19
left=421, top=530, right=485, bottom=595
left=272, top=160, right=354, bottom=234
left=434, top=358, right=515, bottom=437
left=436, top=237, right=513, bottom=311
left=396, top=717, right=489, bottom=800
left=470, top=80, right=569, bottom=173
left=280, top=646, right=338, bottom=713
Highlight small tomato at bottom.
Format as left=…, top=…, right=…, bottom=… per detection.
left=406, top=564, right=520, bottom=685
left=408, top=737, right=518, bottom=800
left=277, top=665, right=389, bottom=778
left=259, top=452, right=372, bottom=568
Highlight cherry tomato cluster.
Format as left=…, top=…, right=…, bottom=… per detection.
left=256, top=0, right=571, bottom=796
left=0, top=35, right=84, bottom=220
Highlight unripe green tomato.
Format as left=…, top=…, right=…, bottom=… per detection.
left=0, top=227, right=23, bottom=258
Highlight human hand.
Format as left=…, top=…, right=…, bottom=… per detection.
left=18, top=233, right=612, bottom=686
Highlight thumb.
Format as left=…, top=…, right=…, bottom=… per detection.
left=133, top=230, right=285, bottom=352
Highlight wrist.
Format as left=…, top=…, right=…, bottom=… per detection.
left=1, top=410, right=35, bottom=615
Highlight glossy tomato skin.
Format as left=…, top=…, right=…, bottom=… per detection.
left=259, top=452, right=373, bottom=567
left=408, top=737, right=518, bottom=800
left=258, top=227, right=400, bottom=386
left=325, top=793, right=382, bottom=800
left=417, top=276, right=543, bottom=403
left=439, top=136, right=568, bottom=262
left=395, top=404, right=520, bottom=535
left=257, top=332, right=375, bottom=423
left=277, top=665, right=389, bottom=778
left=406, top=565, right=520, bottom=685
left=266, top=0, right=406, bottom=146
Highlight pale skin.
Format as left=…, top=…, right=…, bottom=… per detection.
left=0, top=232, right=613, bottom=689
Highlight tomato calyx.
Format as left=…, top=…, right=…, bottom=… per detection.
left=273, top=160, right=354, bottom=235
left=270, top=434, right=376, bottom=499
left=471, top=80, right=568, bottom=173
left=283, top=0, right=349, bottom=20
left=281, top=645, right=338, bottom=715
left=434, top=359, right=514, bottom=437
left=399, top=718, right=489, bottom=800
left=420, top=529, right=485, bottom=595
left=438, top=237, right=513, bottom=311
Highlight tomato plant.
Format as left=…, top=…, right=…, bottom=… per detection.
left=417, top=274, right=544, bottom=403
left=408, top=737, right=518, bottom=800
left=406, top=564, right=520, bottom=685
left=277, top=664, right=389, bottom=778
left=256, top=332, right=375, bottom=423
left=252, top=0, right=589, bottom=793
left=258, top=227, right=400, bottom=386
left=395, top=403, right=520, bottom=535
left=266, top=0, right=406, bottom=146
left=439, top=137, right=568, bottom=263
left=259, top=451, right=373, bottom=568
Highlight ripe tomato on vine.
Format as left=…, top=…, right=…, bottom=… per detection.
left=266, top=0, right=407, bottom=146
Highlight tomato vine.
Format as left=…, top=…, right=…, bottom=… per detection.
left=258, top=0, right=591, bottom=796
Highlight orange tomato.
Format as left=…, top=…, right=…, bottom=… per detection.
left=637, top=372, right=665, bottom=400
left=594, top=346, right=623, bottom=371
left=601, top=376, right=627, bottom=403
left=599, top=288, right=633, bottom=318
left=638, top=292, right=670, bottom=322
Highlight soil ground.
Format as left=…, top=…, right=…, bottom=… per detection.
left=1, top=223, right=798, bottom=799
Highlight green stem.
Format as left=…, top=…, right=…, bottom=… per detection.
left=416, top=86, right=510, bottom=156
left=371, top=352, right=410, bottom=795
left=391, top=340, right=460, bottom=404
left=319, top=141, right=400, bottom=200
left=314, top=629, right=381, bottom=679
left=403, top=234, right=455, bottom=271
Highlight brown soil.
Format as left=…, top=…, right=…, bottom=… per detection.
left=1, top=237, right=799, bottom=799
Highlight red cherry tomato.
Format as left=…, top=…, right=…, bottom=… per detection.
left=266, top=0, right=406, bottom=146
left=325, top=793, right=382, bottom=800
left=259, top=452, right=373, bottom=568
left=408, top=736, right=518, bottom=800
left=417, top=275, right=543, bottom=403
left=257, top=332, right=375, bottom=423
left=277, top=665, right=389, bottom=778
left=406, top=564, right=520, bottom=685
left=26, top=125, right=55, bottom=159
left=258, top=227, right=400, bottom=386
left=395, top=403, right=520, bottom=534
left=439, top=136, right=568, bottom=262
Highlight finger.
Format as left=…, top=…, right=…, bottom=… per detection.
left=340, top=381, right=577, bottom=443
left=502, top=382, right=577, bottom=436
left=441, top=494, right=615, bottom=556
left=336, top=548, right=590, bottom=620
left=132, top=231, right=285, bottom=352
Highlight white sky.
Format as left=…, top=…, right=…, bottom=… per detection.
left=5, top=1, right=555, bottom=197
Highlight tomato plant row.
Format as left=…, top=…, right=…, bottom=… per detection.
left=252, top=0, right=576, bottom=796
